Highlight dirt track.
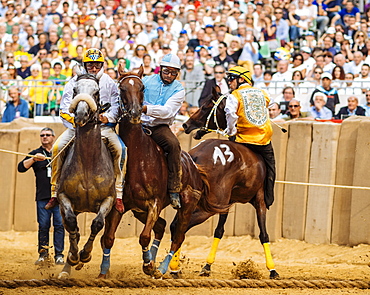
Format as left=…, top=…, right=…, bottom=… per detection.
left=0, top=231, right=369, bottom=295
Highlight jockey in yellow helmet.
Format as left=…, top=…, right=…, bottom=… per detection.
left=82, top=48, right=105, bottom=75
left=224, top=65, right=276, bottom=210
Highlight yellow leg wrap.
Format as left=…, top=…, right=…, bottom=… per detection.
left=263, top=242, right=275, bottom=270
left=169, top=248, right=181, bottom=272
left=206, top=238, right=221, bottom=265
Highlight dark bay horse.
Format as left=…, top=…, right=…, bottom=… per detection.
left=98, top=65, right=208, bottom=278
left=57, top=67, right=115, bottom=278
left=172, top=86, right=279, bottom=279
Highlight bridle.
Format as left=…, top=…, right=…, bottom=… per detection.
left=117, top=75, right=144, bottom=121
left=199, top=93, right=228, bottom=136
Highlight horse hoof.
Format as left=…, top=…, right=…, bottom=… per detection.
left=97, top=272, right=109, bottom=279
left=143, top=261, right=155, bottom=276
left=153, top=269, right=163, bottom=279
left=269, top=269, right=280, bottom=279
left=199, top=264, right=211, bottom=277
left=79, top=250, right=92, bottom=263
left=67, top=254, right=79, bottom=267
left=58, top=271, right=70, bottom=279
left=75, top=262, right=84, bottom=271
left=170, top=271, right=181, bottom=279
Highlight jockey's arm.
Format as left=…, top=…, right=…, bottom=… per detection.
left=100, top=77, right=120, bottom=123
left=224, top=94, right=238, bottom=136
left=60, top=78, right=76, bottom=127
left=143, top=89, right=185, bottom=120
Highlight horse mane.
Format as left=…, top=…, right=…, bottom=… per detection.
left=69, top=93, right=97, bottom=113
left=195, top=164, right=232, bottom=214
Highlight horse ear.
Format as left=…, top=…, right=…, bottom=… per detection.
left=213, top=86, right=220, bottom=97
left=96, top=67, right=104, bottom=80
left=137, top=65, right=144, bottom=78
left=75, top=65, right=83, bottom=76
left=117, top=63, right=126, bottom=76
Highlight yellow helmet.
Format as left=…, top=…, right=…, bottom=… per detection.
left=83, top=48, right=105, bottom=63
left=227, top=66, right=253, bottom=85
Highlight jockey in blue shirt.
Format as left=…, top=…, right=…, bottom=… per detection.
left=141, top=54, right=184, bottom=209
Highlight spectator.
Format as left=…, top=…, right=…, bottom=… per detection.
left=238, top=29, right=259, bottom=74
left=335, top=96, right=366, bottom=119
left=274, top=7, right=289, bottom=43
left=252, top=63, right=264, bottom=83
left=1, top=86, right=29, bottom=123
left=256, top=70, right=276, bottom=94
left=199, top=64, right=228, bottom=107
left=338, top=72, right=362, bottom=95
left=17, top=127, right=65, bottom=266
left=310, top=93, right=333, bottom=120
left=227, top=37, right=243, bottom=63
left=180, top=55, right=205, bottom=107
left=331, top=65, right=346, bottom=88
left=194, top=45, right=215, bottom=77
left=313, top=0, right=330, bottom=37
left=332, top=0, right=361, bottom=27
left=323, top=51, right=336, bottom=73
left=310, top=72, right=340, bottom=116
left=347, top=51, right=365, bottom=77
left=289, top=53, right=307, bottom=78
left=277, top=86, right=295, bottom=114
left=354, top=63, right=370, bottom=93
left=283, top=99, right=314, bottom=121
left=301, top=47, right=316, bottom=74
left=142, top=54, right=155, bottom=77
left=271, top=60, right=292, bottom=92
left=352, top=30, right=368, bottom=52
left=214, top=41, right=234, bottom=70
left=268, top=102, right=284, bottom=121
left=363, top=90, right=370, bottom=116
left=28, top=32, right=50, bottom=56
left=307, top=66, right=324, bottom=85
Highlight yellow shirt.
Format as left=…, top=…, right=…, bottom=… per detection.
left=25, top=76, right=53, bottom=105
left=58, top=42, right=77, bottom=57
left=229, top=84, right=273, bottom=145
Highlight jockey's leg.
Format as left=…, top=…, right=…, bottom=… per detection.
left=101, top=126, right=126, bottom=213
left=48, top=128, right=75, bottom=210
left=148, top=125, right=182, bottom=209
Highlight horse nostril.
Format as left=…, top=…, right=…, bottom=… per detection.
left=182, top=123, right=187, bottom=129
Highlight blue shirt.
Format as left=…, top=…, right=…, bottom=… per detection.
left=276, top=19, right=289, bottom=42
left=363, top=104, right=370, bottom=116
left=310, top=106, right=333, bottom=120
left=2, top=99, right=29, bottom=123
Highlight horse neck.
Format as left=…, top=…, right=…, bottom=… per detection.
left=75, top=123, right=102, bottom=162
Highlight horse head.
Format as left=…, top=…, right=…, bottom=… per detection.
left=69, top=65, right=102, bottom=127
left=117, top=64, right=144, bottom=124
left=183, top=86, right=227, bottom=139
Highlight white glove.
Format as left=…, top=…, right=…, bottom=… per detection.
left=223, top=127, right=237, bottom=137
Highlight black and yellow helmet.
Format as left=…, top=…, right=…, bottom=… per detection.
left=226, top=66, right=253, bottom=85
left=83, top=48, right=104, bottom=63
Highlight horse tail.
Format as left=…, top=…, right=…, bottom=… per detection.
left=196, top=164, right=231, bottom=214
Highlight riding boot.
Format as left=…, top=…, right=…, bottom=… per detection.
left=45, top=195, right=58, bottom=210
left=169, top=192, right=181, bottom=209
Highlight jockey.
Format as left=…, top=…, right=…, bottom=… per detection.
left=224, top=66, right=276, bottom=209
left=141, top=53, right=184, bottom=209
left=47, top=48, right=127, bottom=213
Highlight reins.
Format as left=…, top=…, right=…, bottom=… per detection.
left=200, top=93, right=229, bottom=136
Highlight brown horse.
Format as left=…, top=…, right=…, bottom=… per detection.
left=57, top=68, right=116, bottom=279
left=172, top=86, right=279, bottom=279
left=98, top=65, right=208, bottom=278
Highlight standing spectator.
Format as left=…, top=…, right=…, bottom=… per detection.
left=274, top=7, right=289, bottom=43
left=310, top=72, right=340, bottom=116
left=238, top=29, right=259, bottom=74
left=1, top=86, right=29, bottom=123
left=17, top=127, right=65, bottom=266
left=363, top=90, right=370, bottom=116
left=335, top=96, right=366, bottom=119
left=313, top=0, right=330, bottom=37
left=325, top=0, right=341, bottom=27
left=213, top=41, right=234, bottom=70
left=331, top=0, right=360, bottom=27
left=310, top=93, right=333, bottom=120
left=181, top=55, right=205, bottom=107
left=199, top=64, right=228, bottom=107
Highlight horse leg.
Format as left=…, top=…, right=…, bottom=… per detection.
left=79, top=196, right=114, bottom=266
left=200, top=212, right=229, bottom=277
left=169, top=208, right=214, bottom=276
left=57, top=193, right=80, bottom=279
left=253, top=188, right=279, bottom=279
left=157, top=190, right=200, bottom=277
left=98, top=207, right=124, bottom=278
left=133, top=211, right=166, bottom=262
left=140, top=205, right=160, bottom=276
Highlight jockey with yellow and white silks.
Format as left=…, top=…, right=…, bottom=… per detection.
left=224, top=66, right=275, bottom=209
left=48, top=48, right=127, bottom=213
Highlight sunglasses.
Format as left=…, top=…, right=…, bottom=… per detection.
left=288, top=105, right=300, bottom=108
left=40, top=134, right=53, bottom=137
left=7, top=56, right=14, bottom=58
left=86, top=62, right=103, bottom=69
left=294, top=58, right=303, bottom=61
left=127, top=13, right=135, bottom=16
left=137, top=48, right=145, bottom=51
left=215, top=71, right=225, bottom=74
left=314, top=71, right=323, bottom=74
left=162, top=68, right=179, bottom=76
left=226, top=75, right=238, bottom=82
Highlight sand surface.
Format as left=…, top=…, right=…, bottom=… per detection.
left=0, top=230, right=369, bottom=294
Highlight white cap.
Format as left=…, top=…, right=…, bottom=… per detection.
left=321, top=72, right=332, bottom=80
left=160, top=54, right=181, bottom=69
left=327, top=27, right=336, bottom=34
left=301, top=46, right=311, bottom=54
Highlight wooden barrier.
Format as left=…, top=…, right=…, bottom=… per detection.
left=3, top=117, right=370, bottom=246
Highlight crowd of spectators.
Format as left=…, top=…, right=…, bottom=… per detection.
left=1, top=0, right=370, bottom=123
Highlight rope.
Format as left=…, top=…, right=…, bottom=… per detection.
left=0, top=278, right=369, bottom=289
left=275, top=180, right=370, bottom=191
